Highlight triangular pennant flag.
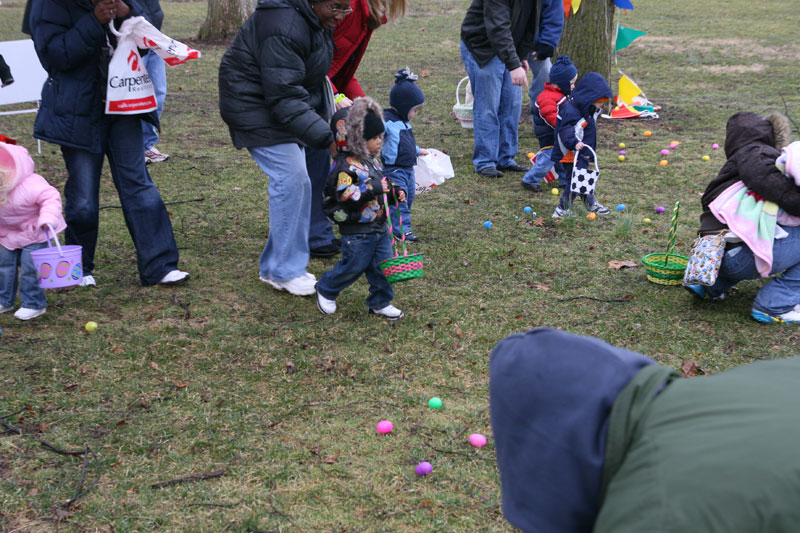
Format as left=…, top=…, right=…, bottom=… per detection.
left=609, top=106, right=642, bottom=119
left=614, top=0, right=634, bottom=9
left=572, top=0, right=582, bottom=14
left=618, top=74, right=643, bottom=106
left=563, top=0, right=572, bottom=19
left=615, top=25, right=646, bottom=51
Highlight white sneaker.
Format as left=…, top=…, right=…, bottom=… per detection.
left=14, top=307, right=46, bottom=320
left=260, top=274, right=316, bottom=296
left=159, top=270, right=189, bottom=284
left=0, top=305, right=13, bottom=314
left=302, top=272, right=317, bottom=282
left=369, top=304, right=404, bottom=320
left=552, top=206, right=572, bottom=218
left=79, top=275, right=96, bottom=287
left=144, top=147, right=169, bottom=164
left=316, top=291, right=337, bottom=314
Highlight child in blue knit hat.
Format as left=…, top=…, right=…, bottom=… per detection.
left=521, top=56, right=577, bottom=193
left=382, top=67, right=426, bottom=242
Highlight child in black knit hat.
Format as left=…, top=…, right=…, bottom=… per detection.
left=382, top=67, right=426, bottom=242
left=317, top=97, right=407, bottom=320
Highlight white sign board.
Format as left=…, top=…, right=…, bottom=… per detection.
left=0, top=39, right=48, bottom=114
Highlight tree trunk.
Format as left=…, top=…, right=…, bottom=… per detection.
left=557, top=1, right=616, bottom=83
left=198, top=0, right=257, bottom=41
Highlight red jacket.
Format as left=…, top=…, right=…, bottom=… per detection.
left=328, top=0, right=385, bottom=98
left=535, top=82, right=567, bottom=128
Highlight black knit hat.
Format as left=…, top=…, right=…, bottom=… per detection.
left=363, top=109, right=385, bottom=140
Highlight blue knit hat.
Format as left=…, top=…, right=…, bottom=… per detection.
left=389, top=67, right=426, bottom=122
left=549, top=56, right=578, bottom=95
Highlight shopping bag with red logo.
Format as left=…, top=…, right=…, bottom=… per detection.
left=105, top=17, right=200, bottom=115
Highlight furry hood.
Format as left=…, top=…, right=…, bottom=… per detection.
left=724, top=111, right=792, bottom=158
left=345, top=96, right=384, bottom=162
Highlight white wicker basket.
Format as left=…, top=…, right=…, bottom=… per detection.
left=451, top=76, right=473, bottom=129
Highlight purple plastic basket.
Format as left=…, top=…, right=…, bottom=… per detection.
left=30, top=224, right=82, bottom=289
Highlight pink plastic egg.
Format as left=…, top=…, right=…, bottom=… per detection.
left=712, top=143, right=720, bottom=150
left=469, top=433, right=487, bottom=448
left=377, top=420, right=393, bottom=434
left=669, top=142, right=678, bottom=149
left=415, top=461, right=433, bottom=476
left=661, top=149, right=670, bottom=156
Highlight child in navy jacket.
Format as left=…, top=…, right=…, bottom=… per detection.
left=550, top=72, right=613, bottom=218
left=382, top=68, right=426, bottom=242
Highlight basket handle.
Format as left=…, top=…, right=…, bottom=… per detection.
left=455, top=76, right=469, bottom=106
left=44, top=223, right=65, bottom=256
left=575, top=145, right=599, bottom=173
left=382, top=190, right=407, bottom=258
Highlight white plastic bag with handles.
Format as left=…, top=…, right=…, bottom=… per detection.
left=414, top=149, right=455, bottom=194
left=105, top=16, right=201, bottom=115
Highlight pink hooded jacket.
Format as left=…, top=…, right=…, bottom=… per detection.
left=0, top=143, right=66, bottom=250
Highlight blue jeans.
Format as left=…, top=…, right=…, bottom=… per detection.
left=0, top=243, right=47, bottom=310
left=316, top=232, right=394, bottom=309
left=386, top=166, right=415, bottom=235
left=61, top=115, right=180, bottom=285
left=141, top=51, right=166, bottom=150
left=249, top=144, right=312, bottom=282
left=522, top=147, right=555, bottom=186
left=460, top=41, right=522, bottom=172
left=707, top=226, right=800, bottom=315
left=306, top=147, right=336, bottom=249
left=527, top=56, right=552, bottom=104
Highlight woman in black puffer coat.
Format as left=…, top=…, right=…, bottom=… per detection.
left=219, top=0, right=349, bottom=297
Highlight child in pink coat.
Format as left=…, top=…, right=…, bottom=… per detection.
left=0, top=142, right=66, bottom=320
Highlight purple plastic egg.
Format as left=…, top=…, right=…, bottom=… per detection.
left=618, top=150, right=627, bottom=156
left=415, top=461, right=433, bottom=476
left=656, top=206, right=666, bottom=214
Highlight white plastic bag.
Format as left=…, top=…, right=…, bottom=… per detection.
left=414, top=149, right=455, bottom=194
left=105, top=17, right=200, bottom=115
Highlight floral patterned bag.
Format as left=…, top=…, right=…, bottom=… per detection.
left=682, top=232, right=727, bottom=286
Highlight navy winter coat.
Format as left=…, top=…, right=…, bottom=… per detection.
left=29, top=0, right=152, bottom=153
left=550, top=72, right=612, bottom=165
left=218, top=0, right=335, bottom=150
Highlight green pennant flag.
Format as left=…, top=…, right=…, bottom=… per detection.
left=615, top=25, right=646, bottom=51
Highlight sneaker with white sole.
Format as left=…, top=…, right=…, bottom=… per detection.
left=751, top=308, right=800, bottom=323
left=369, top=304, right=404, bottom=320
left=158, top=270, right=189, bottom=285
left=79, top=275, right=96, bottom=287
left=0, top=304, right=14, bottom=313
left=588, top=202, right=610, bottom=215
left=316, top=291, right=337, bottom=314
left=260, top=274, right=316, bottom=296
left=144, top=147, right=169, bottom=164
left=552, top=206, right=572, bottom=218
left=14, top=307, right=46, bottom=320
left=684, top=284, right=725, bottom=302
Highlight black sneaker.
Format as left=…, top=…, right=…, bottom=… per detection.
left=404, top=231, right=419, bottom=242
left=521, top=182, right=542, bottom=192
left=498, top=163, right=528, bottom=172
left=310, top=242, right=341, bottom=258
left=477, top=167, right=503, bottom=178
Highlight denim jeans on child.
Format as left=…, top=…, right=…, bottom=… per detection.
left=0, top=242, right=47, bottom=310
left=249, top=143, right=312, bottom=283
left=460, top=41, right=522, bottom=173
left=707, top=226, right=800, bottom=315
left=141, top=51, right=166, bottom=151
left=61, top=115, right=180, bottom=285
left=385, top=166, right=415, bottom=235
left=316, top=232, right=394, bottom=310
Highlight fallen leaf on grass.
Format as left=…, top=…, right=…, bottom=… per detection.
left=532, top=218, right=545, bottom=227
left=530, top=283, right=550, bottom=291
left=285, top=361, right=296, bottom=373
left=172, top=380, right=190, bottom=389
left=608, top=260, right=638, bottom=270
left=149, top=361, right=160, bottom=371
left=681, top=360, right=705, bottom=377
left=324, top=454, right=339, bottom=464
left=421, top=69, right=431, bottom=78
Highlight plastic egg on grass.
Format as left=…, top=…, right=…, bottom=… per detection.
left=523, top=206, right=532, bottom=214
left=669, top=142, right=679, bottom=149
left=483, top=220, right=492, bottom=229
left=656, top=206, right=666, bottom=214
left=702, top=155, right=711, bottom=161
left=712, top=143, right=720, bottom=150
left=377, top=420, right=393, bottom=434
left=586, top=212, right=597, bottom=221
left=551, top=188, right=559, bottom=196
left=643, top=130, right=652, bottom=137
left=618, top=142, right=626, bottom=149
left=660, top=160, right=669, bottom=167
left=469, top=433, right=488, bottom=448
left=415, top=461, right=433, bottom=476
left=85, top=321, right=98, bottom=332
left=428, top=397, right=442, bottom=409
left=643, top=218, right=652, bottom=224
left=661, top=149, right=670, bottom=156
left=618, top=150, right=627, bottom=156
left=616, top=204, right=626, bottom=212
left=526, top=152, right=535, bottom=159
left=618, top=155, right=626, bottom=162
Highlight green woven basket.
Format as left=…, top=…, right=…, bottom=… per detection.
left=641, top=253, right=689, bottom=286
left=379, top=253, right=424, bottom=283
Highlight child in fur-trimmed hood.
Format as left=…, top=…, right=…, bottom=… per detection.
left=317, top=96, right=407, bottom=320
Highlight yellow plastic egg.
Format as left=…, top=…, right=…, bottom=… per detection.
left=643, top=218, right=652, bottom=224
left=702, top=155, right=711, bottom=161
left=618, top=142, right=626, bottom=149
left=551, top=188, right=559, bottom=196
left=85, top=321, right=98, bottom=332
left=618, top=155, right=626, bottom=162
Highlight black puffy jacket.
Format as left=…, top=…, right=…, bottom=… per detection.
left=139, top=0, right=164, bottom=29
left=218, top=0, right=335, bottom=150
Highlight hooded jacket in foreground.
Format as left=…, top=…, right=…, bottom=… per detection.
left=551, top=72, right=613, bottom=164
left=218, top=0, right=335, bottom=150
left=698, top=111, right=798, bottom=235
left=0, top=143, right=66, bottom=251
left=491, top=328, right=800, bottom=532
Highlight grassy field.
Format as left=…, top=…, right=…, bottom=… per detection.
left=2, top=0, right=800, bottom=530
